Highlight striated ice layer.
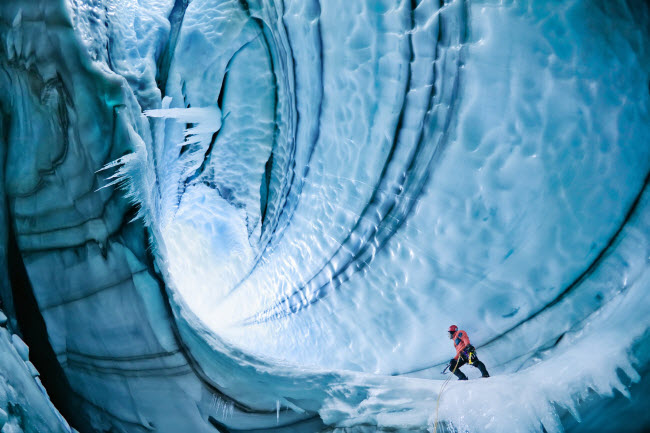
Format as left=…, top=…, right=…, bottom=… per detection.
left=0, top=0, right=649, bottom=432
left=168, top=0, right=650, bottom=377
left=0, top=313, right=74, bottom=433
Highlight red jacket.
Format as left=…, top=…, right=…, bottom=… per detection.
left=451, top=329, right=471, bottom=360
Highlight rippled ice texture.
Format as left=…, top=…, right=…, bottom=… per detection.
left=116, top=0, right=650, bottom=429
left=1, top=0, right=649, bottom=431
left=138, top=0, right=650, bottom=429
left=153, top=0, right=650, bottom=376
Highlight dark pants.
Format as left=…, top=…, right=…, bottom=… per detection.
left=450, top=347, right=489, bottom=380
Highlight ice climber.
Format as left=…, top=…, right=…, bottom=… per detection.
left=447, top=325, right=490, bottom=380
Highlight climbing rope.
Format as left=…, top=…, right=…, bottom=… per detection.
left=433, top=360, right=458, bottom=433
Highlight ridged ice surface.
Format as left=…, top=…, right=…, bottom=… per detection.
left=159, top=0, right=650, bottom=375
left=0, top=0, right=649, bottom=432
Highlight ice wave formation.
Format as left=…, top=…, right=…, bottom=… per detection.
left=0, top=0, right=649, bottom=432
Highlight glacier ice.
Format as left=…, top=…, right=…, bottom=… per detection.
left=0, top=0, right=649, bottom=432
left=0, top=313, right=74, bottom=433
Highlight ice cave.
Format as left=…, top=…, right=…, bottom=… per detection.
left=0, top=0, right=648, bottom=432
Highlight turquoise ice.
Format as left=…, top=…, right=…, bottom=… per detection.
left=0, top=0, right=649, bottom=432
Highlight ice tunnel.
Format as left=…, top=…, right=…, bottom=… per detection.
left=0, top=0, right=649, bottom=432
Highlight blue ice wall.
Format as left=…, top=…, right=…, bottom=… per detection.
left=0, top=0, right=649, bottom=432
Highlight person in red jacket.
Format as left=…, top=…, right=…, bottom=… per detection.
left=447, top=325, right=490, bottom=380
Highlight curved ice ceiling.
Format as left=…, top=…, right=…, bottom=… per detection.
left=0, top=0, right=649, bottom=432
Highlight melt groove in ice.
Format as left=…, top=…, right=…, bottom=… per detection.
left=0, top=0, right=648, bottom=432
